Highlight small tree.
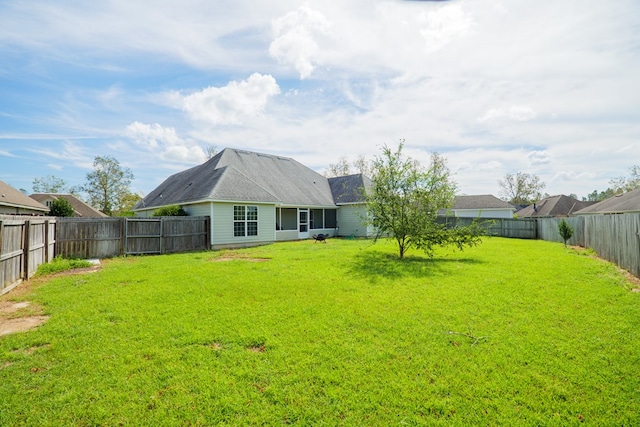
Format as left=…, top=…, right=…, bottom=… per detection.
left=33, top=175, right=69, bottom=193
left=81, top=156, right=134, bottom=216
left=558, top=219, right=574, bottom=247
left=153, top=205, right=188, bottom=216
left=48, top=198, right=75, bottom=217
left=498, top=172, right=546, bottom=205
left=113, top=192, right=142, bottom=217
left=366, top=142, right=484, bottom=258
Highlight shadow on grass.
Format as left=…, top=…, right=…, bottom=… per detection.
left=347, top=251, right=483, bottom=281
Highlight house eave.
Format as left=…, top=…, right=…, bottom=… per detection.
left=0, top=202, right=48, bottom=212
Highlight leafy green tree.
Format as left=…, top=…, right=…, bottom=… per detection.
left=324, top=156, right=351, bottom=177
left=498, top=172, right=546, bottom=205
left=583, top=188, right=616, bottom=202
left=205, top=145, right=218, bottom=160
left=113, top=192, right=142, bottom=217
left=365, top=142, right=484, bottom=258
left=610, top=165, right=640, bottom=194
left=324, top=154, right=374, bottom=178
left=153, top=205, right=188, bottom=216
left=558, top=219, right=574, bottom=247
left=81, top=156, right=134, bottom=216
left=33, top=175, right=69, bottom=193
left=48, top=198, right=75, bottom=217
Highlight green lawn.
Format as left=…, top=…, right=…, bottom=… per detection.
left=1, top=237, right=639, bottom=426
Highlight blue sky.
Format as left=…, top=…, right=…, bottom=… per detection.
left=1, top=0, right=638, bottom=200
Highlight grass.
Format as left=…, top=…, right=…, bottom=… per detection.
left=34, top=256, right=93, bottom=276
left=1, top=237, right=639, bottom=426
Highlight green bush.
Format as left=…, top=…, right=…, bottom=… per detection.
left=152, top=205, right=188, bottom=216
left=35, top=256, right=92, bottom=276
left=48, top=198, right=75, bottom=217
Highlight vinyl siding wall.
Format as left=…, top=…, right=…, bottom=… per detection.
left=0, top=206, right=46, bottom=215
left=210, top=202, right=276, bottom=249
left=337, top=204, right=370, bottom=237
left=454, top=209, right=514, bottom=219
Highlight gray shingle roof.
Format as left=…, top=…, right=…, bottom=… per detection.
left=452, top=194, right=514, bottom=210
left=328, top=174, right=372, bottom=204
left=135, top=148, right=338, bottom=209
left=517, top=195, right=596, bottom=217
left=574, top=187, right=640, bottom=214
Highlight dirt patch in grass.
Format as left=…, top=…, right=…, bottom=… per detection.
left=0, top=301, right=49, bottom=336
left=0, top=315, right=50, bottom=337
left=0, top=265, right=101, bottom=336
left=246, top=344, right=266, bottom=353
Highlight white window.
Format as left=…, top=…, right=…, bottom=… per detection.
left=234, top=205, right=258, bottom=237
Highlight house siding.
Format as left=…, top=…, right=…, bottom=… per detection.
left=211, top=202, right=276, bottom=249
left=0, top=206, right=46, bottom=215
left=454, top=209, right=514, bottom=219
left=337, top=205, right=370, bottom=237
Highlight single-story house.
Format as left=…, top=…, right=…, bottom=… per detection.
left=517, top=194, right=596, bottom=217
left=0, top=180, right=49, bottom=215
left=440, top=195, right=515, bottom=219
left=133, top=148, right=372, bottom=249
left=29, top=193, right=108, bottom=218
left=574, top=187, right=640, bottom=215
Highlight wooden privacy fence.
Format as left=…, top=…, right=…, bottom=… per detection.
left=0, top=216, right=56, bottom=295
left=536, top=216, right=586, bottom=247
left=56, top=217, right=210, bottom=259
left=439, top=217, right=538, bottom=239
left=583, top=214, right=640, bottom=278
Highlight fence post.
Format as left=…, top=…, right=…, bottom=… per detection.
left=119, top=217, right=126, bottom=256
left=0, top=219, right=4, bottom=265
left=23, top=220, right=30, bottom=282
left=44, top=219, right=50, bottom=263
left=205, top=216, right=211, bottom=248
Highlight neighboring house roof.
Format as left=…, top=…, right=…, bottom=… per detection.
left=0, top=180, right=49, bottom=214
left=135, top=148, right=338, bottom=210
left=574, top=187, right=640, bottom=215
left=516, top=195, right=596, bottom=217
left=29, top=193, right=108, bottom=217
left=328, top=174, right=372, bottom=204
left=439, top=195, right=514, bottom=215
left=452, top=195, right=514, bottom=210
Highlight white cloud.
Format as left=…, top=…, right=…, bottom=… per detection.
left=176, top=73, right=280, bottom=125
left=125, top=122, right=205, bottom=163
left=125, top=122, right=180, bottom=149
left=478, top=105, right=537, bottom=123
left=419, top=4, right=474, bottom=52
left=528, top=150, right=550, bottom=166
left=269, top=6, right=332, bottom=79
